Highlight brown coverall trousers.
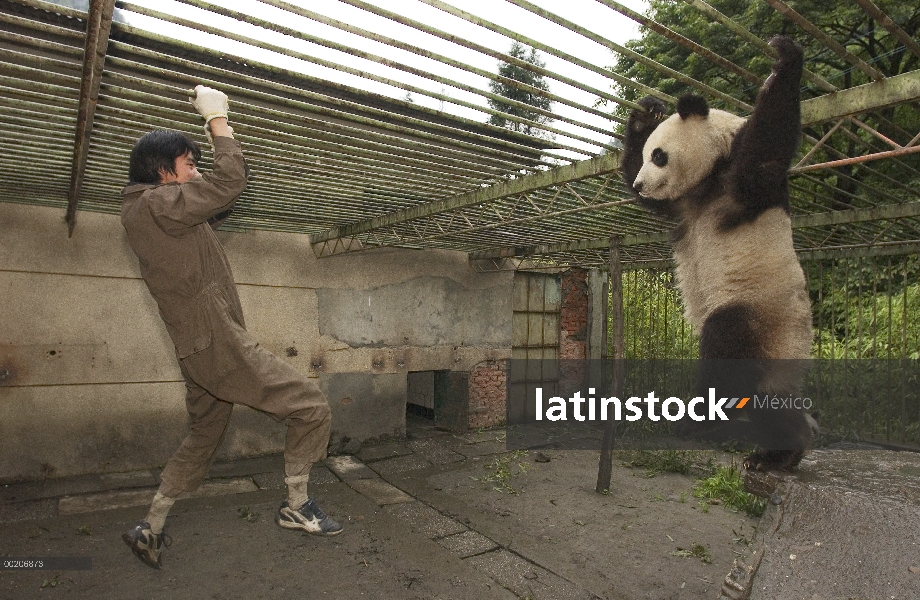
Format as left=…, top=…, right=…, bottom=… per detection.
left=121, top=136, right=330, bottom=495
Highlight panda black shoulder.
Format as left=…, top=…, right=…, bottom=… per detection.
left=718, top=120, right=794, bottom=232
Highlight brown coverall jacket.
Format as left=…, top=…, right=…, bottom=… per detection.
left=121, top=136, right=330, bottom=493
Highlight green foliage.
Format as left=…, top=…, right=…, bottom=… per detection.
left=808, top=256, right=920, bottom=359
left=693, top=464, right=767, bottom=517
left=487, top=42, right=554, bottom=137
left=615, top=269, right=698, bottom=359
left=619, top=449, right=714, bottom=477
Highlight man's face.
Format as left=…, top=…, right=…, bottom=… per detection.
left=158, top=151, right=200, bottom=184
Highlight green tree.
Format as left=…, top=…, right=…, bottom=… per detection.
left=487, top=42, right=554, bottom=137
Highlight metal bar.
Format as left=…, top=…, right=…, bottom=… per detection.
left=854, top=0, right=920, bottom=61
left=595, top=0, right=761, bottom=86
left=239, top=0, right=631, bottom=136
left=104, top=39, right=560, bottom=166
left=791, top=144, right=920, bottom=173
left=7, top=0, right=87, bottom=18
left=792, top=202, right=920, bottom=228
left=333, top=0, right=630, bottom=121
left=796, top=241, right=920, bottom=261
left=310, top=151, right=622, bottom=245
left=343, top=193, right=635, bottom=250
left=848, top=117, right=904, bottom=149
left=800, top=70, right=920, bottom=125
left=65, top=0, right=115, bottom=237
left=99, top=81, right=536, bottom=178
left=421, top=0, right=667, bottom=109
left=119, top=1, right=607, bottom=155
left=471, top=203, right=920, bottom=260
left=764, top=0, right=885, bottom=81
left=472, top=240, right=920, bottom=272
left=793, top=119, right=845, bottom=169
left=505, top=0, right=750, bottom=112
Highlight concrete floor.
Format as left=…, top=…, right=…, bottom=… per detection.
left=2, top=415, right=919, bottom=600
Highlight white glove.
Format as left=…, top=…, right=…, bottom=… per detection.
left=203, top=123, right=233, bottom=146
left=190, top=85, right=229, bottom=124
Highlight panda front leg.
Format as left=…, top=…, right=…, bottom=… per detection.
left=622, top=96, right=666, bottom=197
left=732, top=35, right=804, bottom=215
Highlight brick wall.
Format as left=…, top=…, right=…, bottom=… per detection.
left=560, top=267, right=588, bottom=360
left=560, top=268, right=588, bottom=396
left=468, top=360, right=507, bottom=429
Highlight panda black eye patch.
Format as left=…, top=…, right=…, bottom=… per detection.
left=651, top=148, right=668, bottom=167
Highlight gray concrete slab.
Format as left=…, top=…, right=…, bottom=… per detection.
left=464, top=549, right=596, bottom=599
left=369, top=454, right=434, bottom=477
left=97, top=470, right=159, bottom=490
left=347, top=478, right=415, bottom=506
left=451, top=439, right=508, bottom=458
left=3, top=422, right=918, bottom=600
left=0, top=481, right=515, bottom=600
left=324, top=455, right=378, bottom=481
left=405, top=438, right=467, bottom=465
left=437, top=530, right=499, bottom=558
left=356, top=442, right=413, bottom=463
left=381, top=501, right=468, bottom=539
left=58, top=478, right=259, bottom=515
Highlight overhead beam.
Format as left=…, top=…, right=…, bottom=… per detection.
left=65, top=0, right=116, bottom=237
left=310, top=151, right=622, bottom=249
left=472, top=241, right=920, bottom=273
left=470, top=202, right=920, bottom=261
left=801, top=69, right=920, bottom=125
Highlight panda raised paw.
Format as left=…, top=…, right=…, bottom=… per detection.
left=768, top=35, right=803, bottom=67
left=629, top=96, right=667, bottom=133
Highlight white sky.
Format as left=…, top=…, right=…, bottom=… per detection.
left=108, top=0, right=650, bottom=158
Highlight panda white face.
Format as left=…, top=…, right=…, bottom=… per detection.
left=633, top=108, right=745, bottom=201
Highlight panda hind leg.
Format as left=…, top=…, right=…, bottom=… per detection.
left=698, top=304, right=812, bottom=471
left=743, top=408, right=812, bottom=472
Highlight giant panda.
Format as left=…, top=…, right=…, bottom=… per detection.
left=621, top=36, right=814, bottom=471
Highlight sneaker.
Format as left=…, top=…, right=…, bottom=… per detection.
left=122, top=521, right=171, bottom=569
left=277, top=498, right=343, bottom=536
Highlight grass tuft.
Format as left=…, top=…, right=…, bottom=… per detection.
left=693, top=464, right=766, bottom=517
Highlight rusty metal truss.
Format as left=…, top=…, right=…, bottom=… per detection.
left=0, top=0, right=918, bottom=269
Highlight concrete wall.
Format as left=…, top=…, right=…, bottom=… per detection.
left=0, top=202, right=512, bottom=482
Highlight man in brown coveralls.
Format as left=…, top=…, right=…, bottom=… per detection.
left=120, top=85, right=341, bottom=569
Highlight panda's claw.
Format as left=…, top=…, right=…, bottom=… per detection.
left=633, top=96, right=667, bottom=128
left=767, top=35, right=804, bottom=68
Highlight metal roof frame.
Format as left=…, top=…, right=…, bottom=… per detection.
left=1, top=0, right=918, bottom=270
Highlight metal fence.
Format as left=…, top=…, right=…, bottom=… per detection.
left=612, top=255, right=920, bottom=447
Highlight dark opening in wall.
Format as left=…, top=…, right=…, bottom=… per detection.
left=407, top=371, right=434, bottom=420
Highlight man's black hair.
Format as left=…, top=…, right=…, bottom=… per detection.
left=128, top=130, right=202, bottom=184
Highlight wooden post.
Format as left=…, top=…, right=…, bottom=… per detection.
left=596, top=234, right=624, bottom=493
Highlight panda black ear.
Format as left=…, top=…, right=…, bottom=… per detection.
left=677, top=95, right=709, bottom=119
